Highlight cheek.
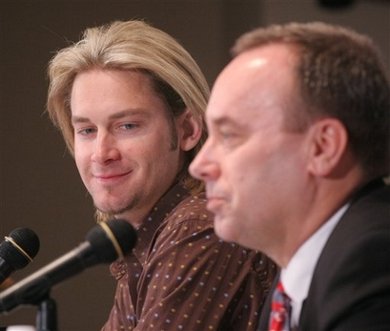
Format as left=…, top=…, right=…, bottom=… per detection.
left=73, top=150, right=82, bottom=170
left=226, top=157, right=267, bottom=219
left=224, top=152, right=259, bottom=193
left=73, top=144, right=91, bottom=179
left=74, top=147, right=86, bottom=168
left=138, top=141, right=180, bottom=179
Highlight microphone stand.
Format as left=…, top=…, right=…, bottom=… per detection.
left=35, top=292, right=57, bottom=331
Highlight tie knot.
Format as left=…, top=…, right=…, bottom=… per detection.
left=276, top=281, right=285, bottom=293
left=274, top=281, right=291, bottom=304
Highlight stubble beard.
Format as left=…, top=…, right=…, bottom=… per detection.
left=94, top=191, right=142, bottom=219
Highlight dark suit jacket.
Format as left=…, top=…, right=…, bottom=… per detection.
left=258, top=179, right=390, bottom=331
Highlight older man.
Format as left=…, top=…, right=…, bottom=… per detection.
left=190, top=22, right=390, bottom=331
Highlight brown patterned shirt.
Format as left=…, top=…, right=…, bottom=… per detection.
left=102, top=182, right=276, bottom=331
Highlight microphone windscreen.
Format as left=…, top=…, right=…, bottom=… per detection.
left=86, top=219, right=137, bottom=263
left=0, top=228, right=40, bottom=269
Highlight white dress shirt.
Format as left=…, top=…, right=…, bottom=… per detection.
left=280, top=203, right=350, bottom=328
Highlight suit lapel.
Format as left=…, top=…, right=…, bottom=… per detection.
left=299, top=179, right=387, bottom=330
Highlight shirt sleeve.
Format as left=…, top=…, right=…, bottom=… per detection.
left=133, top=215, right=276, bottom=331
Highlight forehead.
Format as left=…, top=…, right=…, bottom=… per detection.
left=70, top=69, right=168, bottom=117
left=207, top=44, right=297, bottom=125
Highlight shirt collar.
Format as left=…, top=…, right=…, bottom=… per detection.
left=132, top=181, right=189, bottom=265
left=110, top=181, right=189, bottom=278
left=281, top=203, right=350, bottom=327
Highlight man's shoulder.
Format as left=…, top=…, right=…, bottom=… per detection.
left=335, top=181, right=389, bottom=236
left=313, top=181, right=389, bottom=281
left=164, top=192, right=214, bottom=228
left=301, top=183, right=390, bottom=330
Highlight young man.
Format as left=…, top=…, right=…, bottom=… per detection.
left=190, top=22, right=390, bottom=330
left=47, top=20, right=276, bottom=330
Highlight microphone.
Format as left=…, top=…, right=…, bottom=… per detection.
left=0, top=219, right=137, bottom=313
left=0, top=228, right=40, bottom=284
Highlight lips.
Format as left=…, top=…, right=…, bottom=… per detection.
left=93, top=170, right=132, bottom=183
left=206, top=196, right=225, bottom=212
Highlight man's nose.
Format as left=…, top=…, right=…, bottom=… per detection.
left=91, top=132, right=120, bottom=164
left=190, top=140, right=220, bottom=181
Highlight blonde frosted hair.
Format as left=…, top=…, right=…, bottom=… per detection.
left=47, top=20, right=210, bottom=198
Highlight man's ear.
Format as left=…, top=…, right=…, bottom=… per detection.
left=307, top=118, right=348, bottom=177
left=177, top=110, right=202, bottom=151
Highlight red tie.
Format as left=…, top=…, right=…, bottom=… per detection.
left=268, top=281, right=291, bottom=331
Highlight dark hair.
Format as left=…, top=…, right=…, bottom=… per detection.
left=233, top=22, right=390, bottom=178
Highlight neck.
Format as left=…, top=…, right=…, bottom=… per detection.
left=115, top=209, right=147, bottom=230
left=273, top=166, right=366, bottom=268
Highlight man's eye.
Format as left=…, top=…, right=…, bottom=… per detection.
left=217, top=129, right=242, bottom=148
left=120, top=123, right=138, bottom=130
left=220, top=131, right=236, bottom=140
left=77, top=127, right=96, bottom=136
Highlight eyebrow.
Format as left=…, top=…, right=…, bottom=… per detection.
left=211, top=116, right=243, bottom=129
left=212, top=116, right=232, bottom=126
left=71, top=109, right=151, bottom=124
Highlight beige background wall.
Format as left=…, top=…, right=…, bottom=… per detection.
left=1, top=1, right=389, bottom=330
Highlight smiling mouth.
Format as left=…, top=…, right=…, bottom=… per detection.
left=94, top=171, right=132, bottom=181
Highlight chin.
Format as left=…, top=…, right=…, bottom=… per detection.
left=94, top=199, right=128, bottom=215
left=214, top=219, right=238, bottom=244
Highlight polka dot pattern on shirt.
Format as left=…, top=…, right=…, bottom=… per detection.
left=102, top=182, right=276, bottom=331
